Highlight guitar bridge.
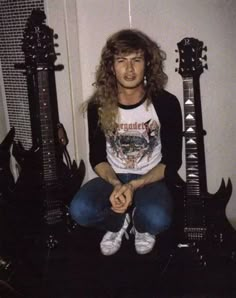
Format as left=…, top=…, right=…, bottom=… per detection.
left=184, top=227, right=207, bottom=241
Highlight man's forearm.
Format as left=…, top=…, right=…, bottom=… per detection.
left=129, top=163, right=166, bottom=190
left=94, top=162, right=121, bottom=186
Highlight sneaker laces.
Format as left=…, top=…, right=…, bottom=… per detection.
left=110, top=214, right=130, bottom=241
left=130, top=226, right=135, bottom=235
left=105, top=229, right=129, bottom=241
left=137, top=231, right=155, bottom=242
left=122, top=216, right=130, bottom=240
left=124, top=230, right=129, bottom=240
left=130, top=226, right=155, bottom=241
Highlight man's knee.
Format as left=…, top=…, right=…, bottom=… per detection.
left=150, top=209, right=172, bottom=232
left=134, top=207, right=172, bottom=235
left=69, top=195, right=94, bottom=226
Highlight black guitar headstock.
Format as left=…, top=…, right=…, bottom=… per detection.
left=22, top=9, right=58, bottom=67
left=176, top=37, right=208, bottom=78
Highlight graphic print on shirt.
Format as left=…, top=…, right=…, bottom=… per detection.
left=107, top=118, right=160, bottom=170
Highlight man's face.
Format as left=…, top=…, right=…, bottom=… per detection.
left=113, top=51, right=145, bottom=91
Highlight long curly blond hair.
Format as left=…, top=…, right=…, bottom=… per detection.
left=86, top=29, right=168, bottom=133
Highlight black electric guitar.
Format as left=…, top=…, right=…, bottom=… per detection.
left=175, top=37, right=235, bottom=265
left=13, top=9, right=85, bottom=241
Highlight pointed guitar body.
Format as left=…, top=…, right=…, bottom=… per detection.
left=207, top=178, right=235, bottom=258
left=13, top=135, right=85, bottom=207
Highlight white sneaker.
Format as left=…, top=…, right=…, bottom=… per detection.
left=100, top=214, right=130, bottom=256
left=131, top=208, right=156, bottom=254
left=134, top=230, right=156, bottom=255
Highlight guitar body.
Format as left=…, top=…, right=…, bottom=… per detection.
left=207, top=178, right=235, bottom=258
left=172, top=37, right=236, bottom=267
left=13, top=137, right=85, bottom=206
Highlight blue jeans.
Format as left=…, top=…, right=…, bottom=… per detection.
left=69, top=174, right=173, bottom=235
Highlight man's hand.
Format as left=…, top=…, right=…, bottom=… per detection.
left=94, top=161, right=166, bottom=214
left=110, top=183, right=134, bottom=213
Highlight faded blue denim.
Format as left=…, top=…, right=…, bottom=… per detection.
left=69, top=174, right=173, bottom=235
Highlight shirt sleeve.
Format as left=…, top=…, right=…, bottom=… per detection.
left=87, top=102, right=108, bottom=169
left=158, top=92, right=183, bottom=183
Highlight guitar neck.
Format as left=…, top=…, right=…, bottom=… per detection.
left=38, top=68, right=58, bottom=186
left=183, top=76, right=207, bottom=195
left=27, top=64, right=60, bottom=188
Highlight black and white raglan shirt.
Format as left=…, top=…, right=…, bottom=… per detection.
left=87, top=89, right=183, bottom=183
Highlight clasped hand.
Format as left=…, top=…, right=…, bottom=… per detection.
left=110, top=183, right=134, bottom=213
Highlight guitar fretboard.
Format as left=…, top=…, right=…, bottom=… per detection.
left=184, top=77, right=201, bottom=196
left=37, top=67, right=58, bottom=187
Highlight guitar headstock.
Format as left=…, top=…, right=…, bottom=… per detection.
left=176, top=37, right=208, bottom=78
left=22, top=9, right=58, bottom=67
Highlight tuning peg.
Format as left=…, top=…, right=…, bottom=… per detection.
left=54, top=34, right=58, bottom=39
left=175, top=68, right=179, bottom=72
left=54, top=64, right=64, bottom=71
left=203, top=64, right=208, bottom=70
left=175, top=49, right=178, bottom=53
left=175, top=58, right=179, bottom=63
left=54, top=43, right=59, bottom=47
left=201, top=55, right=207, bottom=61
left=203, top=46, right=207, bottom=52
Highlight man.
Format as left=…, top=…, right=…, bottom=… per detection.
left=70, top=29, right=182, bottom=256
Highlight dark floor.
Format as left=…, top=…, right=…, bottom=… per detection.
left=0, top=197, right=236, bottom=298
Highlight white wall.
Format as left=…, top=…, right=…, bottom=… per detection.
left=45, top=0, right=87, bottom=178
left=49, top=0, right=236, bottom=225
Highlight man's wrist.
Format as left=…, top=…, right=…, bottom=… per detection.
left=129, top=178, right=144, bottom=190
left=126, top=182, right=135, bottom=191
left=110, top=179, right=122, bottom=187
